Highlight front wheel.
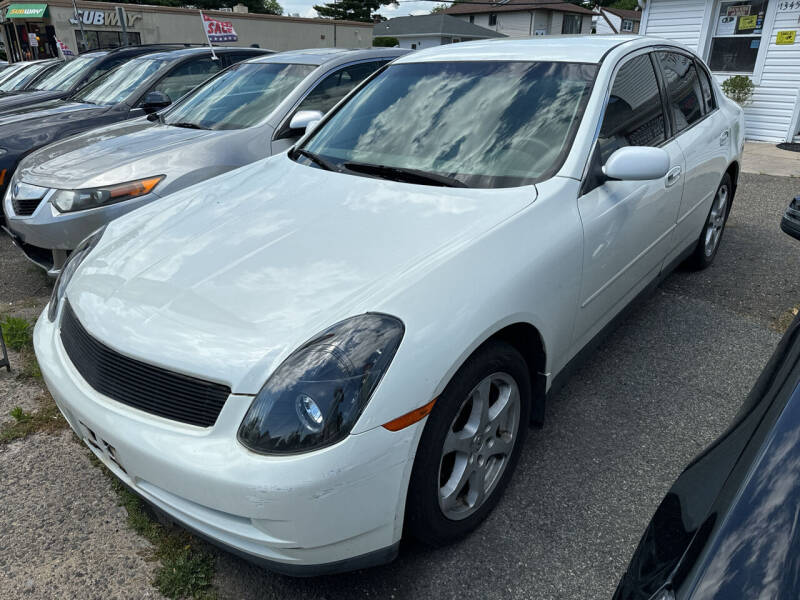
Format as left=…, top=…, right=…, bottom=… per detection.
left=405, top=340, right=531, bottom=547
left=686, top=173, right=732, bottom=270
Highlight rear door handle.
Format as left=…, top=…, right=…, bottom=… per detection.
left=719, top=129, right=730, bottom=146
left=665, top=166, right=682, bottom=188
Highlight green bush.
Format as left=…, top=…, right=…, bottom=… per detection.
left=1, top=316, right=33, bottom=352
left=373, top=36, right=399, bottom=47
left=721, top=75, right=754, bottom=106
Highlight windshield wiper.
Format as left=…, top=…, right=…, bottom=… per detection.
left=295, top=148, right=340, bottom=172
left=170, top=122, right=208, bottom=130
left=343, top=162, right=467, bottom=188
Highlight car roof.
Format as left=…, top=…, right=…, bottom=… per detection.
left=250, top=47, right=409, bottom=67
left=137, top=46, right=266, bottom=61
left=394, top=35, right=644, bottom=64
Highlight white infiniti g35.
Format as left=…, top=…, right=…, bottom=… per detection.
left=35, top=36, right=744, bottom=575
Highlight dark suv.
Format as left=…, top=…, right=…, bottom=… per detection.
left=0, top=44, right=199, bottom=113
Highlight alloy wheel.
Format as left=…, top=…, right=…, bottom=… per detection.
left=704, top=183, right=729, bottom=257
left=438, top=372, right=521, bottom=520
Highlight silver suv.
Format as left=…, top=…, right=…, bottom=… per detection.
left=3, top=47, right=408, bottom=275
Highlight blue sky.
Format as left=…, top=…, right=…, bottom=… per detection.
left=280, top=1, right=436, bottom=19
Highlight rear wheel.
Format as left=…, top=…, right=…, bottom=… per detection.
left=405, top=341, right=531, bottom=546
left=687, top=173, right=732, bottom=270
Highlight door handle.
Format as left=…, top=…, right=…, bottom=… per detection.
left=665, top=166, right=682, bottom=188
left=719, top=129, right=730, bottom=146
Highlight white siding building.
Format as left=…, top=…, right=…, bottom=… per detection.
left=444, top=1, right=593, bottom=38
left=640, top=0, right=800, bottom=142
left=595, top=7, right=642, bottom=35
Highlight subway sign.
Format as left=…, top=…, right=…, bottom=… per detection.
left=68, top=9, right=141, bottom=28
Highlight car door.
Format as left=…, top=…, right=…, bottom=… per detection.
left=573, top=52, right=686, bottom=344
left=654, top=51, right=731, bottom=264
left=270, top=59, right=392, bottom=154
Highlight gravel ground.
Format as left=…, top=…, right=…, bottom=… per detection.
left=0, top=172, right=798, bottom=599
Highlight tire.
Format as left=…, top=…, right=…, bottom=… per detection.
left=686, top=173, right=733, bottom=270
left=405, top=340, right=531, bottom=547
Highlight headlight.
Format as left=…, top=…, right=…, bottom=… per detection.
left=50, top=176, right=164, bottom=213
left=47, top=226, right=106, bottom=322
left=238, top=313, right=404, bottom=454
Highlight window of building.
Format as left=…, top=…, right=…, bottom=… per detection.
left=411, top=43, right=417, bottom=49
left=655, top=52, right=704, bottom=133
left=622, top=19, right=634, bottom=32
left=562, top=14, right=582, bottom=34
left=75, top=30, right=141, bottom=51
left=469, top=15, right=475, bottom=24
left=707, top=0, right=769, bottom=73
left=488, top=13, right=497, bottom=26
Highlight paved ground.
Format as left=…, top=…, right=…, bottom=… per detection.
left=742, top=141, right=800, bottom=178
left=1, top=172, right=799, bottom=599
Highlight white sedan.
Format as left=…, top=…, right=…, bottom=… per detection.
left=35, top=35, right=743, bottom=575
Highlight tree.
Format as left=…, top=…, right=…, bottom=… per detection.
left=313, top=0, right=398, bottom=23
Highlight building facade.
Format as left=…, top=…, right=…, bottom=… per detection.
left=444, top=0, right=593, bottom=38
left=374, top=14, right=505, bottom=51
left=640, top=0, right=800, bottom=143
left=595, top=7, right=641, bottom=35
left=0, top=0, right=372, bottom=62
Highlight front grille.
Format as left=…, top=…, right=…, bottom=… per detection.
left=12, top=197, right=42, bottom=216
left=60, top=302, right=230, bottom=427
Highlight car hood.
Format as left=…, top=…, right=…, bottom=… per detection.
left=0, top=99, right=102, bottom=127
left=19, top=119, right=234, bottom=190
left=0, top=89, right=63, bottom=111
left=67, top=154, right=535, bottom=393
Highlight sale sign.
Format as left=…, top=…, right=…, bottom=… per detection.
left=55, top=38, right=74, bottom=57
left=202, top=12, right=238, bottom=43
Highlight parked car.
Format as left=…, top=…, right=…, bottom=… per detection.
left=3, top=47, right=407, bottom=274
left=614, top=209, right=800, bottom=600
left=0, top=46, right=270, bottom=218
left=0, top=61, right=32, bottom=87
left=0, top=60, right=63, bottom=95
left=0, top=45, right=201, bottom=113
left=34, top=36, right=744, bottom=575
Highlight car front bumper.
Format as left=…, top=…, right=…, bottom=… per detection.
left=4, top=190, right=160, bottom=275
left=34, top=310, right=418, bottom=574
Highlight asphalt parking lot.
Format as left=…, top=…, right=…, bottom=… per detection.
left=1, top=172, right=799, bottom=599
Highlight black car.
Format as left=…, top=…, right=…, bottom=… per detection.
left=0, top=44, right=198, bottom=113
left=614, top=203, right=800, bottom=600
left=0, top=46, right=269, bottom=212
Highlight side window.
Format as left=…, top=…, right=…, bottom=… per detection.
left=655, top=52, right=704, bottom=133
left=696, top=61, right=717, bottom=114
left=275, top=61, right=388, bottom=140
left=584, top=54, right=667, bottom=194
left=224, top=52, right=258, bottom=67
left=150, top=57, right=222, bottom=103
left=295, top=61, right=388, bottom=116
left=596, top=54, right=667, bottom=165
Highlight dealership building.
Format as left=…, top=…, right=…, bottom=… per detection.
left=0, top=0, right=372, bottom=61
left=640, top=0, right=800, bottom=143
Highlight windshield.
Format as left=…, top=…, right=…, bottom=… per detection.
left=0, top=62, right=53, bottom=92
left=0, top=64, right=27, bottom=86
left=73, top=58, right=167, bottom=106
left=301, top=61, right=597, bottom=188
left=164, top=62, right=315, bottom=130
left=34, top=55, right=102, bottom=91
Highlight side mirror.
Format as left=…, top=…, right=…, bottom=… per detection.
left=781, top=196, right=800, bottom=241
left=289, top=110, right=324, bottom=133
left=602, top=146, right=670, bottom=181
left=141, top=91, right=172, bottom=114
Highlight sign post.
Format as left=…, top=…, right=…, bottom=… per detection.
left=71, top=0, right=87, bottom=51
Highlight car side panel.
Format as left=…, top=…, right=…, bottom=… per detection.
left=354, top=176, right=584, bottom=433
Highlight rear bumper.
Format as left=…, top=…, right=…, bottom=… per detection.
left=34, top=309, right=418, bottom=573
